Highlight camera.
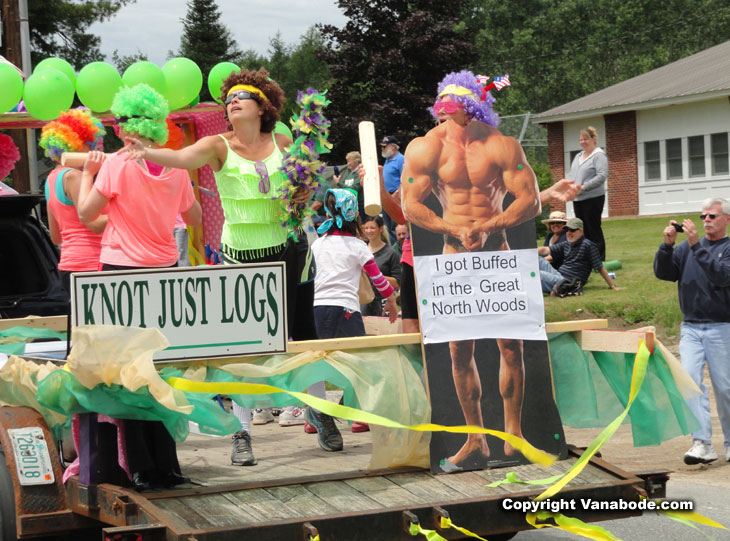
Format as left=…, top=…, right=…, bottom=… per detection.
left=333, top=165, right=340, bottom=176
left=672, top=222, right=684, bottom=232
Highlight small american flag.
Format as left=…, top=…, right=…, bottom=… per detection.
left=476, top=74, right=490, bottom=86
left=493, top=74, right=511, bottom=90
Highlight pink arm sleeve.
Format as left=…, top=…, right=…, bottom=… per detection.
left=363, top=259, right=395, bottom=298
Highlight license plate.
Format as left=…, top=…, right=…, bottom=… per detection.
left=8, top=427, right=55, bottom=486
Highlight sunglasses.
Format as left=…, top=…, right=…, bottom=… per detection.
left=563, top=227, right=579, bottom=232
left=433, top=101, right=465, bottom=115
left=700, top=213, right=720, bottom=220
left=253, top=161, right=270, bottom=194
left=225, top=90, right=256, bottom=105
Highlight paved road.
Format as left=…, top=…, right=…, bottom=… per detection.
left=516, top=480, right=730, bottom=540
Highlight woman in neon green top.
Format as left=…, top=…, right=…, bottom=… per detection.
left=121, top=68, right=313, bottom=467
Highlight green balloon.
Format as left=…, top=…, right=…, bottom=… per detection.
left=23, top=68, right=74, bottom=121
left=274, top=121, right=293, bottom=140
left=187, top=95, right=200, bottom=108
left=0, top=64, right=23, bottom=113
left=76, top=62, right=121, bottom=112
left=207, top=62, right=239, bottom=103
left=122, top=61, right=166, bottom=95
left=162, top=57, right=203, bottom=110
left=35, top=57, right=76, bottom=89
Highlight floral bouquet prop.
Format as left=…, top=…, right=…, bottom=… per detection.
left=276, top=88, right=332, bottom=239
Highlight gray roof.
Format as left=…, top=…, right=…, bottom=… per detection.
left=535, top=40, right=730, bottom=122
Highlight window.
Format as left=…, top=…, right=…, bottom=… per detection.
left=569, top=150, right=580, bottom=163
left=666, top=138, right=682, bottom=179
left=711, top=133, right=729, bottom=175
left=644, top=141, right=660, bottom=180
left=688, top=136, right=705, bottom=177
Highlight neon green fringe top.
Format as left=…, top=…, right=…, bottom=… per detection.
left=214, top=133, right=288, bottom=257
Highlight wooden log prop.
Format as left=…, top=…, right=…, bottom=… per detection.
left=358, top=121, right=382, bottom=216
left=60, top=152, right=90, bottom=168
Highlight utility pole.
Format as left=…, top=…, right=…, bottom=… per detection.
left=2, top=0, right=37, bottom=195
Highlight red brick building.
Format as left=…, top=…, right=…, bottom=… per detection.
left=536, top=41, right=730, bottom=216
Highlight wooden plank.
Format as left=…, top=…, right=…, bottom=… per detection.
left=222, top=488, right=296, bottom=521
left=430, top=471, right=502, bottom=499
left=576, top=329, right=654, bottom=353
left=385, top=471, right=467, bottom=502
left=176, top=493, right=257, bottom=527
left=304, top=480, right=383, bottom=513
left=153, top=498, right=214, bottom=530
left=265, top=484, right=338, bottom=517
left=546, top=319, right=608, bottom=333
left=0, top=315, right=67, bottom=331
left=343, top=477, right=429, bottom=507
left=286, top=333, right=421, bottom=353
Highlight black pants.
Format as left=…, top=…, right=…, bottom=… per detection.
left=573, top=195, right=606, bottom=261
left=123, top=420, right=181, bottom=480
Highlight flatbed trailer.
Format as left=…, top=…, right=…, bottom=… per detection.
left=0, top=317, right=668, bottom=540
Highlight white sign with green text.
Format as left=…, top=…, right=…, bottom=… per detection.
left=70, top=263, right=287, bottom=361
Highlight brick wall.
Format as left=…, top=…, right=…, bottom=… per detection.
left=546, top=122, right=566, bottom=212
left=604, top=111, right=638, bottom=216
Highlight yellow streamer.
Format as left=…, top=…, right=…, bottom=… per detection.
left=526, top=511, right=622, bottom=541
left=487, top=471, right=564, bottom=488
left=408, top=521, right=447, bottom=541
left=533, top=341, right=651, bottom=501
left=644, top=496, right=728, bottom=533
left=439, top=516, right=487, bottom=541
left=166, top=377, right=557, bottom=466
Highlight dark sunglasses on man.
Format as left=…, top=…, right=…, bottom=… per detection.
left=563, top=227, right=579, bottom=232
left=225, top=91, right=256, bottom=105
left=700, top=213, right=719, bottom=220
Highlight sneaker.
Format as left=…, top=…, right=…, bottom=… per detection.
left=303, top=422, right=317, bottom=434
left=252, top=408, right=274, bottom=425
left=351, top=422, right=370, bottom=433
left=231, top=430, right=257, bottom=466
left=683, top=440, right=717, bottom=465
left=279, top=406, right=305, bottom=426
left=304, top=406, right=343, bottom=452
left=725, top=446, right=730, bottom=462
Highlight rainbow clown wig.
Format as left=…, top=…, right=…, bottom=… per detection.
left=111, top=84, right=169, bottom=145
left=39, top=109, right=105, bottom=162
left=431, top=70, right=499, bottom=127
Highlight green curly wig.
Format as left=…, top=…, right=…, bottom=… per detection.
left=111, top=84, right=169, bottom=144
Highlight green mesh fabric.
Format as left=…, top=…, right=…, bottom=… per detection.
left=549, top=332, right=699, bottom=446
left=214, top=134, right=288, bottom=252
left=0, top=326, right=66, bottom=355
left=35, top=367, right=241, bottom=442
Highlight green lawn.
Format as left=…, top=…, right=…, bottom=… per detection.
left=541, top=212, right=701, bottom=344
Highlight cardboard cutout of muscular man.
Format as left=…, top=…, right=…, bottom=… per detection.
left=402, top=71, right=548, bottom=472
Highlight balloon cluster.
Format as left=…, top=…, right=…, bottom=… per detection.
left=0, top=57, right=243, bottom=121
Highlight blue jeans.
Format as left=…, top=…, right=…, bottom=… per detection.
left=679, top=322, right=730, bottom=447
left=314, top=306, right=365, bottom=338
left=538, top=256, right=565, bottom=294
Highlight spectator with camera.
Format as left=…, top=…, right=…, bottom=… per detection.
left=654, top=198, right=730, bottom=465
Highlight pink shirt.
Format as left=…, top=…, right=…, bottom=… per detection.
left=45, top=167, right=102, bottom=271
left=94, top=153, right=196, bottom=267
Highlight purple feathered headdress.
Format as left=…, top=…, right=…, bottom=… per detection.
left=430, top=70, right=499, bottom=127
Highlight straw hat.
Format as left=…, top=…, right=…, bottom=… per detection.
left=541, top=210, right=568, bottom=225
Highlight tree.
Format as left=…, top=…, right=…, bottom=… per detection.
left=465, top=0, right=730, bottom=115
left=319, top=0, right=476, bottom=161
left=176, top=0, right=242, bottom=102
left=20, top=0, right=136, bottom=69
left=277, top=27, right=332, bottom=122
left=111, top=48, right=148, bottom=72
